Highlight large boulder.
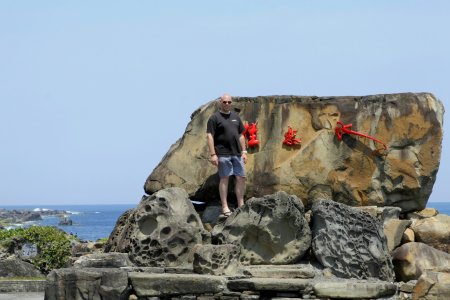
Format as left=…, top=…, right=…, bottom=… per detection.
left=311, top=200, right=395, bottom=281
left=144, top=93, right=444, bottom=212
left=104, top=187, right=208, bottom=267
left=411, top=213, right=450, bottom=253
left=213, top=191, right=311, bottom=265
left=412, top=269, right=450, bottom=299
left=392, top=242, right=450, bottom=281
left=0, top=257, right=44, bottom=278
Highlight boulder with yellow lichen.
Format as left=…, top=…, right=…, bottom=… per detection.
left=145, top=93, right=443, bottom=212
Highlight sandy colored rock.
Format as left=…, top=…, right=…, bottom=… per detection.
left=411, top=213, right=450, bottom=253
left=412, top=271, right=450, bottom=300
left=392, top=242, right=450, bottom=281
left=407, top=208, right=439, bottom=219
left=402, top=228, right=415, bottom=243
left=212, top=191, right=311, bottom=265
left=145, top=93, right=444, bottom=212
left=384, top=219, right=412, bottom=251
left=129, top=273, right=226, bottom=297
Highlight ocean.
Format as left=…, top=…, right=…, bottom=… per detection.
left=1, top=202, right=449, bottom=242
left=1, top=204, right=135, bottom=241
left=427, top=201, right=450, bottom=215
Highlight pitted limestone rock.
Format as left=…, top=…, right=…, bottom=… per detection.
left=213, top=191, right=311, bottom=265
left=193, top=244, right=241, bottom=275
left=104, top=187, right=208, bottom=267
left=311, top=199, right=395, bottom=281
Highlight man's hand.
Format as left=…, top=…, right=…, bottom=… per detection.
left=242, top=153, right=248, bottom=164
left=210, top=154, right=219, bottom=167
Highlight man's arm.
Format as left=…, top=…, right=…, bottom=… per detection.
left=207, top=133, right=218, bottom=166
left=239, top=134, right=248, bottom=163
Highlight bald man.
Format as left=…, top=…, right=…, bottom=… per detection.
left=207, top=93, right=248, bottom=217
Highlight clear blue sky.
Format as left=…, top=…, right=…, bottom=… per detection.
left=1, top=1, right=449, bottom=205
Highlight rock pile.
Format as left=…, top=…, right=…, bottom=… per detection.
left=41, top=93, right=449, bottom=299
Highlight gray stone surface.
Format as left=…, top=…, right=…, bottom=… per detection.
left=104, top=187, right=209, bottom=267
left=312, top=279, right=397, bottom=298
left=45, top=268, right=129, bottom=300
left=213, top=191, right=311, bottom=265
left=392, top=242, right=450, bottom=281
left=193, top=244, right=242, bottom=275
left=0, top=257, right=44, bottom=278
left=0, top=292, right=43, bottom=300
left=0, top=280, right=45, bottom=293
left=227, top=277, right=310, bottom=292
left=128, top=273, right=226, bottom=297
left=73, top=252, right=134, bottom=268
left=311, top=199, right=395, bottom=281
left=243, top=264, right=316, bottom=279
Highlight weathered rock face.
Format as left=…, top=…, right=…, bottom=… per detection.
left=104, top=187, right=208, bottom=267
left=412, top=270, right=450, bottom=299
left=311, top=200, right=395, bottom=281
left=73, top=253, right=134, bottom=268
left=193, top=244, right=241, bottom=276
left=411, top=213, right=450, bottom=253
left=213, top=191, right=311, bottom=265
left=145, top=93, right=443, bottom=211
left=0, top=257, right=43, bottom=278
left=45, top=268, right=129, bottom=300
left=392, top=242, right=450, bottom=281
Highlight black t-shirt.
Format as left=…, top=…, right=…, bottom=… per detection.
left=207, top=111, right=245, bottom=156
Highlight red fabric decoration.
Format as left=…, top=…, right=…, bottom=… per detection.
left=335, top=120, right=387, bottom=149
left=283, top=126, right=301, bottom=146
left=243, top=122, right=260, bottom=148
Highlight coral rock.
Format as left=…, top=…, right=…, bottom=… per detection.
left=104, top=187, right=208, bottom=267
left=311, top=199, right=395, bottom=281
left=213, top=191, right=311, bottom=265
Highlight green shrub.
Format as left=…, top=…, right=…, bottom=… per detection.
left=0, top=226, right=72, bottom=273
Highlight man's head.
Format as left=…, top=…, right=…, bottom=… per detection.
left=219, top=93, right=233, bottom=113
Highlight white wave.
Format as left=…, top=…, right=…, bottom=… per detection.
left=66, top=211, right=81, bottom=215
left=33, top=208, right=50, bottom=212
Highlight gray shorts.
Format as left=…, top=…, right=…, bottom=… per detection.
left=218, top=156, right=246, bottom=178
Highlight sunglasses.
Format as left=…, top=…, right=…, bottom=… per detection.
left=222, top=101, right=232, bottom=104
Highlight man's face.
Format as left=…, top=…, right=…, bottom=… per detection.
left=220, top=97, right=232, bottom=112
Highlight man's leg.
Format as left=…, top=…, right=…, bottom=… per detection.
left=235, top=176, right=246, bottom=208
left=219, top=176, right=230, bottom=213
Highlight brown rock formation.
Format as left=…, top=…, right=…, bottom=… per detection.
left=392, top=242, right=450, bottom=281
left=145, top=93, right=444, bottom=212
left=411, top=213, right=450, bottom=253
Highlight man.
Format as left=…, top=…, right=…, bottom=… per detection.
left=207, top=93, right=248, bottom=217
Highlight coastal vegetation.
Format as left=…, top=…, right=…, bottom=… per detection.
left=0, top=226, right=72, bottom=273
